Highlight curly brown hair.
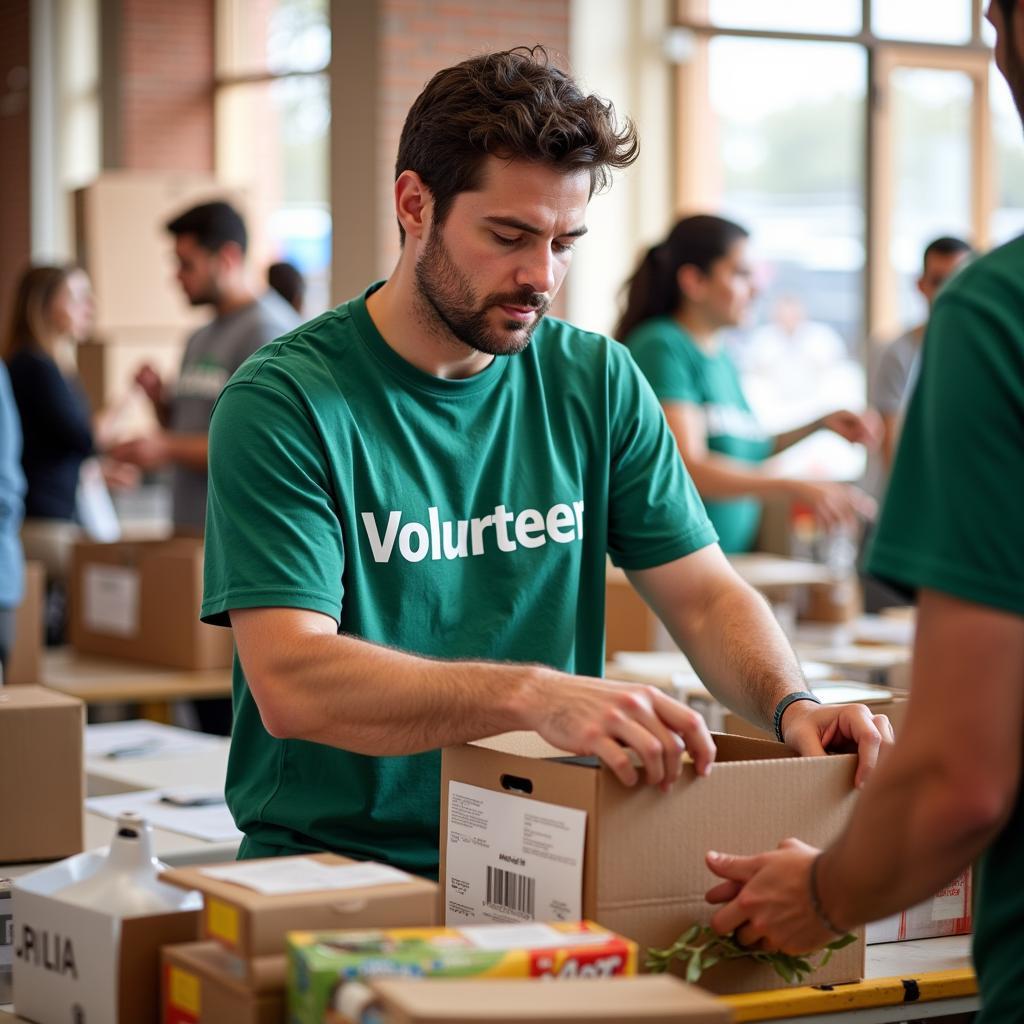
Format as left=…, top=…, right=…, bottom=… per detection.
left=394, top=45, right=640, bottom=243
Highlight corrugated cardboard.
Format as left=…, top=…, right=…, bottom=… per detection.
left=0, top=686, right=84, bottom=863
left=69, top=538, right=233, bottom=669
left=12, top=851, right=200, bottom=1023
left=440, top=733, right=863, bottom=995
left=162, top=942, right=284, bottom=1024
left=366, top=975, right=732, bottom=1023
left=160, top=854, right=439, bottom=968
left=866, top=868, right=972, bottom=944
left=6, top=561, right=44, bottom=685
left=605, top=566, right=659, bottom=657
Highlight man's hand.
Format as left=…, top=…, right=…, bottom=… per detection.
left=705, top=838, right=833, bottom=954
left=785, top=480, right=877, bottom=530
left=821, top=409, right=883, bottom=449
left=134, top=363, right=164, bottom=407
left=781, top=700, right=894, bottom=788
left=108, top=432, right=171, bottom=471
left=521, top=674, right=716, bottom=791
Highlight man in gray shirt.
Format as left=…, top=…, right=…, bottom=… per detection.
left=112, top=201, right=300, bottom=531
left=111, top=201, right=298, bottom=732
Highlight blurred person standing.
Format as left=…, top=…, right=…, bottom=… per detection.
left=618, top=216, right=879, bottom=554
left=0, top=359, right=25, bottom=676
left=3, top=264, right=97, bottom=641
left=111, top=202, right=299, bottom=537
left=111, top=201, right=299, bottom=735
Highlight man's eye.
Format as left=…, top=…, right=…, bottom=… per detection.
left=492, top=233, right=519, bottom=246
left=553, top=240, right=576, bottom=255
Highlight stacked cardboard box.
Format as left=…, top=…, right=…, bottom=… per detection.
left=159, top=854, right=439, bottom=1023
left=69, top=538, right=233, bottom=670
left=0, top=685, right=84, bottom=863
left=866, top=868, right=972, bottom=944
left=440, top=732, right=865, bottom=995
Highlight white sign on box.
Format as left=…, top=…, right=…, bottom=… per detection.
left=445, top=782, right=586, bottom=925
left=83, top=565, right=140, bottom=637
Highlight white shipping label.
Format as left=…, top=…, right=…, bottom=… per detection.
left=931, top=875, right=969, bottom=922
left=445, top=782, right=586, bottom=926
left=83, top=565, right=140, bottom=637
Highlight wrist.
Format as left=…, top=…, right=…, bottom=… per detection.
left=774, top=690, right=821, bottom=743
left=501, top=663, right=551, bottom=733
left=809, top=849, right=849, bottom=935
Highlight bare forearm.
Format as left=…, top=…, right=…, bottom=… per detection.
left=166, top=433, right=209, bottom=471
left=240, top=629, right=540, bottom=754
left=665, top=578, right=805, bottom=730
left=686, top=453, right=789, bottom=502
left=818, top=746, right=1005, bottom=928
left=772, top=417, right=822, bottom=455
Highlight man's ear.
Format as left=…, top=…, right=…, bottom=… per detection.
left=217, top=240, right=245, bottom=273
left=395, top=171, right=433, bottom=243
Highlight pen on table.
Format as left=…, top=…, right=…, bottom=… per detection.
left=102, top=741, right=162, bottom=760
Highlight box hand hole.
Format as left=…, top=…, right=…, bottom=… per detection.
left=499, top=773, right=533, bottom=795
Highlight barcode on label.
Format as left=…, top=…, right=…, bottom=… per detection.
left=486, top=865, right=536, bottom=918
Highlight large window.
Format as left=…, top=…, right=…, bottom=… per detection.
left=215, top=0, right=330, bottom=316
left=674, top=0, right=997, bottom=478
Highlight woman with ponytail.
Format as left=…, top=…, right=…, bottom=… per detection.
left=618, top=215, right=878, bottom=553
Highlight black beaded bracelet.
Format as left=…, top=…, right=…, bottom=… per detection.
left=772, top=690, right=822, bottom=743
left=809, top=853, right=846, bottom=936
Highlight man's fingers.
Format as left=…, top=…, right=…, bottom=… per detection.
left=705, top=879, right=742, bottom=904
left=590, top=736, right=638, bottom=788
left=611, top=716, right=667, bottom=787
left=710, top=897, right=748, bottom=938
left=653, top=692, right=716, bottom=777
left=873, top=713, right=895, bottom=746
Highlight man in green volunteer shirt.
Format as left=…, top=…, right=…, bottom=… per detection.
left=703, top=5, right=1024, bottom=1018
left=201, top=47, right=889, bottom=876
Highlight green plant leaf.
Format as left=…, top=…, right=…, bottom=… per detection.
left=686, top=954, right=704, bottom=984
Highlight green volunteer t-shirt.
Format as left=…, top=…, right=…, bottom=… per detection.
left=868, top=235, right=1024, bottom=1024
left=625, top=317, right=773, bottom=553
left=202, top=284, right=717, bottom=877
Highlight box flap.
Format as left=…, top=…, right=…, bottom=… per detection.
left=370, top=975, right=731, bottom=1022
left=163, top=941, right=287, bottom=994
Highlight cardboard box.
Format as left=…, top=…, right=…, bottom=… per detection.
left=12, top=852, right=200, bottom=1024
left=160, top=854, right=439, bottom=970
left=6, top=561, right=44, bottom=685
left=800, top=579, right=863, bottom=624
left=723, top=683, right=910, bottom=740
left=162, top=941, right=284, bottom=1024
left=0, top=685, right=84, bottom=863
left=440, top=733, right=864, bottom=995
left=69, top=538, right=233, bottom=670
left=364, top=975, right=732, bottom=1023
left=605, top=566, right=659, bottom=657
left=288, top=921, right=637, bottom=1024
left=866, top=868, right=972, bottom=944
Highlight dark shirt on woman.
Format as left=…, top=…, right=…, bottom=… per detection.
left=7, top=347, right=94, bottom=521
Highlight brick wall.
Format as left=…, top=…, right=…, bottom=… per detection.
left=377, top=0, right=570, bottom=269
left=116, top=0, right=215, bottom=171
left=0, top=0, right=32, bottom=320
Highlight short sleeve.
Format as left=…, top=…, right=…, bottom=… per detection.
left=868, top=296, right=1024, bottom=614
left=628, top=329, right=703, bottom=405
left=607, top=349, right=718, bottom=570
left=201, top=380, right=344, bottom=626
left=871, top=341, right=912, bottom=415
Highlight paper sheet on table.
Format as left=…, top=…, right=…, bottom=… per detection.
left=85, top=720, right=222, bottom=759
left=812, top=681, right=897, bottom=705
left=198, top=857, right=414, bottom=895
left=86, top=786, right=242, bottom=842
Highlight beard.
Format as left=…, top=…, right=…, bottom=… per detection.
left=414, top=226, right=550, bottom=356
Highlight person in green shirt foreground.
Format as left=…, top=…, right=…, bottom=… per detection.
left=619, top=215, right=878, bottom=553
left=201, top=46, right=891, bottom=876
left=703, top=4, right=1024, bottom=1019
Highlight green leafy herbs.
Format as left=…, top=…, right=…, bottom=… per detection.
left=646, top=925, right=857, bottom=985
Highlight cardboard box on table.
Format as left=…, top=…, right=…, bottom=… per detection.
left=866, top=868, right=972, bottom=944
left=12, top=853, right=200, bottom=1024
left=0, top=685, right=84, bottom=863
left=160, top=854, right=439, bottom=989
left=440, top=732, right=864, bottom=995
left=363, top=975, right=732, bottom=1024
left=605, top=566, right=659, bottom=657
left=162, top=942, right=284, bottom=1024
left=69, top=538, right=233, bottom=670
